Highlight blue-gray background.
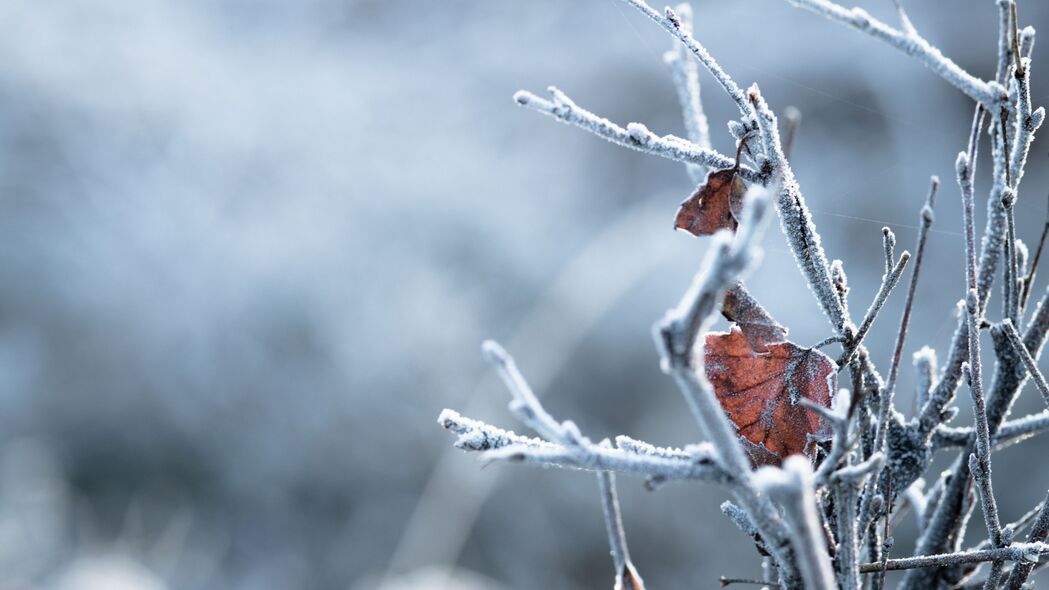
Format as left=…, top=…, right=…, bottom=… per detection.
left=3, top=1, right=1049, bottom=588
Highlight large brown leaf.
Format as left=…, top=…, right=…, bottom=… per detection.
left=704, top=327, right=834, bottom=466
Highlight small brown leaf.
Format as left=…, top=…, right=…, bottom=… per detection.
left=674, top=169, right=745, bottom=236
left=674, top=138, right=750, bottom=236
left=704, top=327, right=835, bottom=466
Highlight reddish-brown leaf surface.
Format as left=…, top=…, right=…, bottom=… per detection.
left=704, top=327, right=835, bottom=466
left=674, top=168, right=746, bottom=236
left=673, top=139, right=750, bottom=236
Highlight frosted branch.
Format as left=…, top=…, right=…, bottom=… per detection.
left=513, top=87, right=763, bottom=182
left=933, top=410, right=1049, bottom=449
left=996, top=0, right=1016, bottom=87
left=965, top=305, right=1006, bottom=564
left=1004, top=490, right=1049, bottom=589
left=1020, top=26, right=1036, bottom=61
left=620, top=0, right=752, bottom=116
left=913, top=346, right=937, bottom=414
left=1003, top=189, right=1021, bottom=324
left=755, top=457, right=837, bottom=589
left=615, top=435, right=690, bottom=460
left=748, top=85, right=849, bottom=335
left=837, top=241, right=910, bottom=367
left=857, top=542, right=1049, bottom=573
left=812, top=390, right=854, bottom=485
left=438, top=409, right=731, bottom=484
left=786, top=0, right=1005, bottom=108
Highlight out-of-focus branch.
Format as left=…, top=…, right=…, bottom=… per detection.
left=755, top=458, right=837, bottom=589
left=662, top=2, right=711, bottom=184
left=781, top=107, right=801, bottom=161
left=812, top=392, right=854, bottom=486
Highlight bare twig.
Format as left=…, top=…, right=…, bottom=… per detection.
left=872, top=178, right=938, bottom=494
left=837, top=245, right=910, bottom=367
left=1020, top=25, right=1036, bottom=61
left=996, top=0, right=1016, bottom=86
left=1004, top=490, right=1049, bottom=589
left=1020, top=195, right=1049, bottom=312
left=829, top=453, right=884, bottom=485
left=1007, top=25, right=1044, bottom=190
left=1001, top=318, right=1049, bottom=408
left=835, top=474, right=863, bottom=590
left=1003, top=188, right=1020, bottom=324
left=813, top=391, right=854, bottom=486
left=858, top=542, right=1049, bottom=573
left=597, top=463, right=645, bottom=590
left=963, top=214, right=1006, bottom=585
left=915, top=107, right=990, bottom=441
left=933, top=410, right=1049, bottom=449
left=621, top=0, right=753, bottom=117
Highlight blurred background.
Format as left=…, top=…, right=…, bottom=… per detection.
left=2, top=0, right=1049, bottom=588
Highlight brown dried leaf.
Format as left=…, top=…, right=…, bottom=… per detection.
left=674, top=168, right=747, bottom=236
left=704, top=327, right=835, bottom=466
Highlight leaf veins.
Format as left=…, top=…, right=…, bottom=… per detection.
left=705, top=327, right=835, bottom=466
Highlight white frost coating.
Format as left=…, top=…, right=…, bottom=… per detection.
left=755, top=457, right=837, bottom=589
left=440, top=346, right=738, bottom=485
left=786, top=0, right=1005, bottom=108
left=619, top=0, right=754, bottom=117
left=512, top=86, right=764, bottom=182
left=748, top=84, right=850, bottom=335
left=663, top=3, right=711, bottom=184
